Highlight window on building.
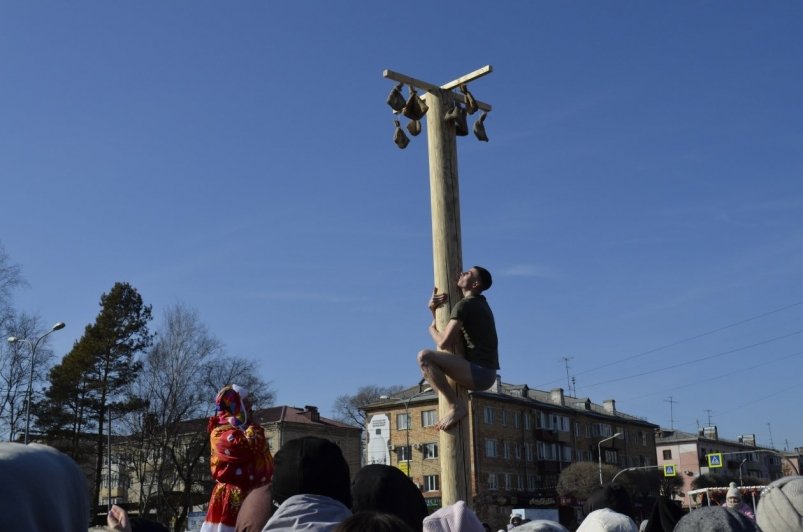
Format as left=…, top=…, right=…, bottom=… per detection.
left=524, top=413, right=532, bottom=430
left=517, top=474, right=525, bottom=491
left=485, top=439, right=498, bottom=458
left=525, top=443, right=534, bottom=462
left=503, top=441, right=511, bottom=459
left=505, top=473, right=513, bottom=490
left=484, top=406, right=494, bottom=424
left=501, top=410, right=508, bottom=426
left=592, top=423, right=613, bottom=437
left=488, top=473, right=498, bottom=490
left=396, top=445, right=412, bottom=462
left=663, top=449, right=672, bottom=460
left=515, top=443, right=522, bottom=460
left=575, top=423, right=583, bottom=437
left=397, top=413, right=411, bottom=431
left=538, top=442, right=557, bottom=461
left=421, top=410, right=437, bottom=427
left=604, top=449, right=617, bottom=464
left=424, top=475, right=440, bottom=492
left=561, top=446, right=572, bottom=462
left=527, top=475, right=537, bottom=491
left=423, top=442, right=439, bottom=459
left=514, top=411, right=521, bottom=428
left=536, top=411, right=544, bottom=429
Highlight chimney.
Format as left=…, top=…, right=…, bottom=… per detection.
left=602, top=399, right=616, bottom=415
left=550, top=388, right=565, bottom=406
left=303, top=405, right=320, bottom=422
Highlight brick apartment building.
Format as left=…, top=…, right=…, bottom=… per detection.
left=362, top=378, right=658, bottom=526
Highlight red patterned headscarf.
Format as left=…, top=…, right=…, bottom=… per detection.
left=211, top=384, right=248, bottom=431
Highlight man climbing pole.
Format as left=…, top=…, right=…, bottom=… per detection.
left=418, top=266, right=500, bottom=430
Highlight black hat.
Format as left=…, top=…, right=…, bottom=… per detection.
left=352, top=464, right=428, bottom=532
left=271, top=436, right=352, bottom=509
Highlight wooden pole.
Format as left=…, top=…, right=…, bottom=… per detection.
left=382, top=66, right=493, bottom=509
left=425, top=87, right=470, bottom=506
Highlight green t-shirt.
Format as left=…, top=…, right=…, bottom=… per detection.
left=450, top=294, right=499, bottom=370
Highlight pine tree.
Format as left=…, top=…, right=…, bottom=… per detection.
left=41, top=282, right=152, bottom=511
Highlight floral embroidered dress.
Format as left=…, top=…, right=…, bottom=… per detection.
left=201, top=385, right=274, bottom=532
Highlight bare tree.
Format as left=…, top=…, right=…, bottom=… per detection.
left=0, top=313, right=55, bottom=440
left=121, top=303, right=273, bottom=531
left=333, top=384, right=404, bottom=428
left=557, top=462, right=621, bottom=500
left=0, top=244, right=25, bottom=332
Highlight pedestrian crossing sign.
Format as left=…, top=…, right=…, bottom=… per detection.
left=707, top=453, right=723, bottom=468
left=663, top=464, right=677, bottom=477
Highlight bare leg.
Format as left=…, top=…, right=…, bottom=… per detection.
left=418, top=349, right=475, bottom=430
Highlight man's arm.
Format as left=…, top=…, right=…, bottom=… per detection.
left=428, top=318, right=462, bottom=351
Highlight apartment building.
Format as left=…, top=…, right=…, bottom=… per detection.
left=362, top=379, right=658, bottom=525
left=100, top=404, right=361, bottom=525
left=655, top=426, right=787, bottom=507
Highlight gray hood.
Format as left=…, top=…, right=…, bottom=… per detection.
left=262, top=493, right=351, bottom=531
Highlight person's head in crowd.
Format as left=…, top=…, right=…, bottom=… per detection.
left=351, top=464, right=428, bottom=532
left=514, top=519, right=569, bottom=532
left=576, top=508, right=638, bottom=532
left=642, top=496, right=683, bottom=532
left=0, top=442, right=89, bottom=532
left=270, top=436, right=352, bottom=509
left=583, top=484, right=634, bottom=518
left=673, top=506, right=757, bottom=532
left=756, top=475, right=803, bottom=532
left=510, top=514, right=523, bottom=527
left=335, top=511, right=415, bottom=532
left=423, top=500, right=484, bottom=532
left=726, top=482, right=743, bottom=509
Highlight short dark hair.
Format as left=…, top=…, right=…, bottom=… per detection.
left=473, top=266, right=492, bottom=290
left=336, top=511, right=415, bottom=532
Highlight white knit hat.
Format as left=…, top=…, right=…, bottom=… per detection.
left=423, top=500, right=484, bottom=532
left=756, top=475, right=803, bottom=532
left=576, top=508, right=638, bottom=532
left=726, top=482, right=741, bottom=500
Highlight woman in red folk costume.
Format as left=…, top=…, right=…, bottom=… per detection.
left=201, top=384, right=274, bottom=532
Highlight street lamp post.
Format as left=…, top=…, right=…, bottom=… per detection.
left=739, top=458, right=748, bottom=486
left=401, top=387, right=432, bottom=478
left=7, top=321, right=66, bottom=443
left=598, top=432, right=622, bottom=485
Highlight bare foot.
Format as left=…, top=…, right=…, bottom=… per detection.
left=436, top=403, right=467, bottom=431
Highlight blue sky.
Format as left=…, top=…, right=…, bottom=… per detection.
left=3, top=2, right=802, bottom=449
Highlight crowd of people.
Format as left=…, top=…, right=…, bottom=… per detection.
left=2, top=378, right=803, bottom=531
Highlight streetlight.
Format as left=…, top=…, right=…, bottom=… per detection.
left=401, top=387, right=432, bottom=478
left=598, top=432, right=622, bottom=485
left=739, top=458, right=748, bottom=486
left=8, top=321, right=66, bottom=443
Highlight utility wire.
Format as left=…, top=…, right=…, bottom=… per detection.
left=535, top=300, right=803, bottom=389
left=620, top=348, right=803, bottom=402
left=578, top=328, right=803, bottom=390
left=672, top=381, right=803, bottom=435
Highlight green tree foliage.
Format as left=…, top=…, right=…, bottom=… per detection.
left=40, top=282, right=153, bottom=512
